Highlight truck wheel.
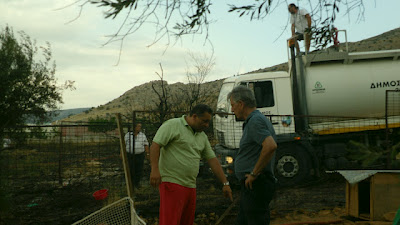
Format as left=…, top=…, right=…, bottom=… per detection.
left=275, top=144, right=312, bottom=186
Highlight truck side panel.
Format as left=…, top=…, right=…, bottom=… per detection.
left=304, top=59, right=400, bottom=118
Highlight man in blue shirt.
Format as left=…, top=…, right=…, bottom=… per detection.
left=228, top=85, right=277, bottom=225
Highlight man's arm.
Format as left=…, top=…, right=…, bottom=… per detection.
left=149, top=142, right=162, bottom=188
left=291, top=23, right=296, bottom=36
left=245, top=136, right=277, bottom=189
left=208, top=157, right=233, bottom=201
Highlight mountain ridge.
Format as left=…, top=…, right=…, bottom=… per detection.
left=64, top=27, right=400, bottom=122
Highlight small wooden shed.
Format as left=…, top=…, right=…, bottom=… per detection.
left=338, top=170, right=400, bottom=221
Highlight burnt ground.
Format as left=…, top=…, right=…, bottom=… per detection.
left=0, top=181, right=107, bottom=225
left=135, top=172, right=347, bottom=225
left=1, top=172, right=352, bottom=225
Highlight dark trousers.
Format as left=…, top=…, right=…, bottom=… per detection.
left=236, top=174, right=276, bottom=225
left=127, top=152, right=145, bottom=187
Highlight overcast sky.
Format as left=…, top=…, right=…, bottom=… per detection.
left=1, top=0, right=399, bottom=109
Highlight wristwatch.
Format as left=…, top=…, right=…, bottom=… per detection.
left=223, top=181, right=230, bottom=186
left=250, top=171, right=259, bottom=178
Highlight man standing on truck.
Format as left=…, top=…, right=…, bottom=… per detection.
left=149, top=104, right=233, bottom=225
left=289, top=3, right=312, bottom=54
left=228, top=86, right=277, bottom=225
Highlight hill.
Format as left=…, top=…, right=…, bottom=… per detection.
left=63, top=80, right=223, bottom=122
left=25, top=108, right=90, bottom=124
left=65, top=27, right=400, bottom=122
left=52, top=108, right=91, bottom=122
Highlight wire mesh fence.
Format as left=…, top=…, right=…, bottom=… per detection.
left=214, top=113, right=399, bottom=144
left=214, top=108, right=400, bottom=176
left=386, top=90, right=400, bottom=168
left=386, top=90, right=400, bottom=118
left=1, top=122, right=125, bottom=188
left=0, top=114, right=227, bottom=225
left=0, top=121, right=130, bottom=224
left=1, top=106, right=400, bottom=224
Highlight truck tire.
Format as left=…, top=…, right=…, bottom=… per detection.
left=275, top=144, right=312, bottom=186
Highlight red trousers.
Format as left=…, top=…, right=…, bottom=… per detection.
left=159, top=182, right=196, bottom=225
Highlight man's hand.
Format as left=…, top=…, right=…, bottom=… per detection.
left=150, top=168, right=161, bottom=188
left=222, top=185, right=233, bottom=202
left=207, top=157, right=233, bottom=202
left=245, top=173, right=257, bottom=190
left=245, top=136, right=277, bottom=190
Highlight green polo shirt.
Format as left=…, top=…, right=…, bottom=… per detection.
left=153, top=115, right=216, bottom=188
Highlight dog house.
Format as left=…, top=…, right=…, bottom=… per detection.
left=338, top=170, right=400, bottom=221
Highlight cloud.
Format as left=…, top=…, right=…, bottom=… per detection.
left=1, top=1, right=261, bottom=110
left=2, top=0, right=400, bottom=110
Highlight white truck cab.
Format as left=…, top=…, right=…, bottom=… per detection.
left=215, top=71, right=295, bottom=149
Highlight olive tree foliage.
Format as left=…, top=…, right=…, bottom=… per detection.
left=71, top=0, right=213, bottom=48
left=0, top=26, right=74, bottom=142
left=71, top=0, right=366, bottom=50
left=229, top=0, right=367, bottom=49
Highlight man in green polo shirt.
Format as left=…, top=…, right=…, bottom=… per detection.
left=149, top=104, right=233, bottom=225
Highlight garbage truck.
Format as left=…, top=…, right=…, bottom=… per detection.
left=214, top=40, right=400, bottom=186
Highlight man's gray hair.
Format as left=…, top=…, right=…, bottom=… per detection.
left=227, top=85, right=257, bottom=108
